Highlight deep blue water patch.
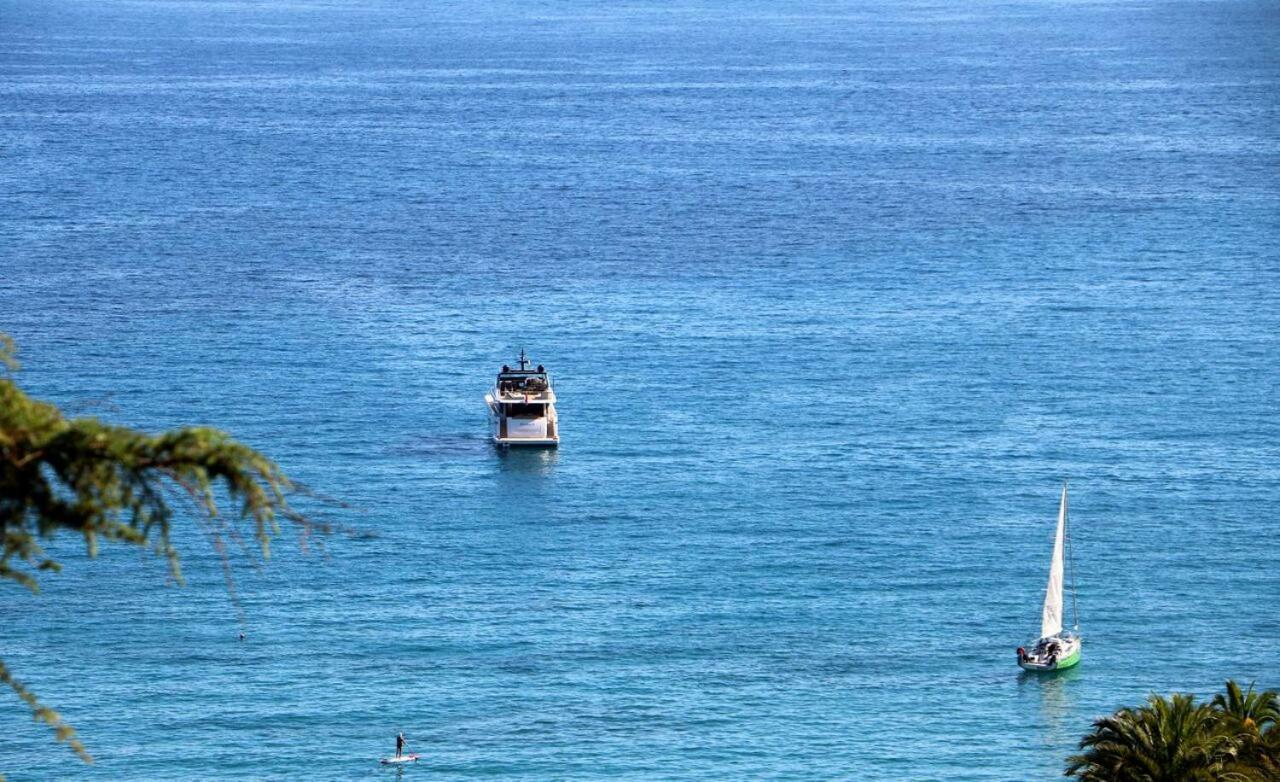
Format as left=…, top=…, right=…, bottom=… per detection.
left=1, top=0, right=1278, bottom=779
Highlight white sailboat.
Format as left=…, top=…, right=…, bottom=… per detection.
left=1017, top=482, right=1081, bottom=672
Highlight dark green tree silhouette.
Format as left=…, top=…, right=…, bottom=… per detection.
left=1067, top=681, right=1280, bottom=781
left=1, top=334, right=314, bottom=771
left=1212, top=680, right=1280, bottom=779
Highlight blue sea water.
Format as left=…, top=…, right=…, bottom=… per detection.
left=2, top=0, right=1279, bottom=778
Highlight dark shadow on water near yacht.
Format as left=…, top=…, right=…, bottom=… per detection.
left=392, top=433, right=492, bottom=459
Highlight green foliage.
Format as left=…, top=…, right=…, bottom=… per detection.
left=1, top=335, right=310, bottom=772
left=1067, top=681, right=1280, bottom=781
left=1213, top=681, right=1280, bottom=780
left=0, top=658, right=89, bottom=767
left=1213, top=680, right=1280, bottom=733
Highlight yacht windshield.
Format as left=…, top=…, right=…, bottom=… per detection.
left=498, top=373, right=549, bottom=396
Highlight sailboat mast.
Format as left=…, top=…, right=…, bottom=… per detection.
left=1065, top=481, right=1079, bottom=632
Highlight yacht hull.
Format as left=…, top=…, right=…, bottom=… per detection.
left=492, top=436, right=559, bottom=447
left=485, top=356, right=559, bottom=448
left=1018, top=645, right=1081, bottom=672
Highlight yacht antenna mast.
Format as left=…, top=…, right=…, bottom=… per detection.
left=517, top=349, right=530, bottom=371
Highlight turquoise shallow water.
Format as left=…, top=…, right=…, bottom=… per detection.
left=2, top=0, right=1279, bottom=779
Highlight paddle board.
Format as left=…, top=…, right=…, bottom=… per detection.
left=380, top=753, right=420, bottom=765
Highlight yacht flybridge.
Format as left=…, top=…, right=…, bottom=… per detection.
left=485, top=350, right=559, bottom=447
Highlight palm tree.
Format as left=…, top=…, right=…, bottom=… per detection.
left=1212, top=680, right=1280, bottom=780
left=1213, top=680, right=1279, bottom=732
left=1066, top=692, right=1245, bottom=781
left=1263, top=724, right=1280, bottom=779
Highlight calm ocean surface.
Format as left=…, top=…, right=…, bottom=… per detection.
left=2, top=0, right=1278, bottom=778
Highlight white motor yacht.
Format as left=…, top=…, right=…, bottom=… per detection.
left=484, top=350, right=559, bottom=447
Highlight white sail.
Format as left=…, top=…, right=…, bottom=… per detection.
left=1040, top=484, right=1068, bottom=639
